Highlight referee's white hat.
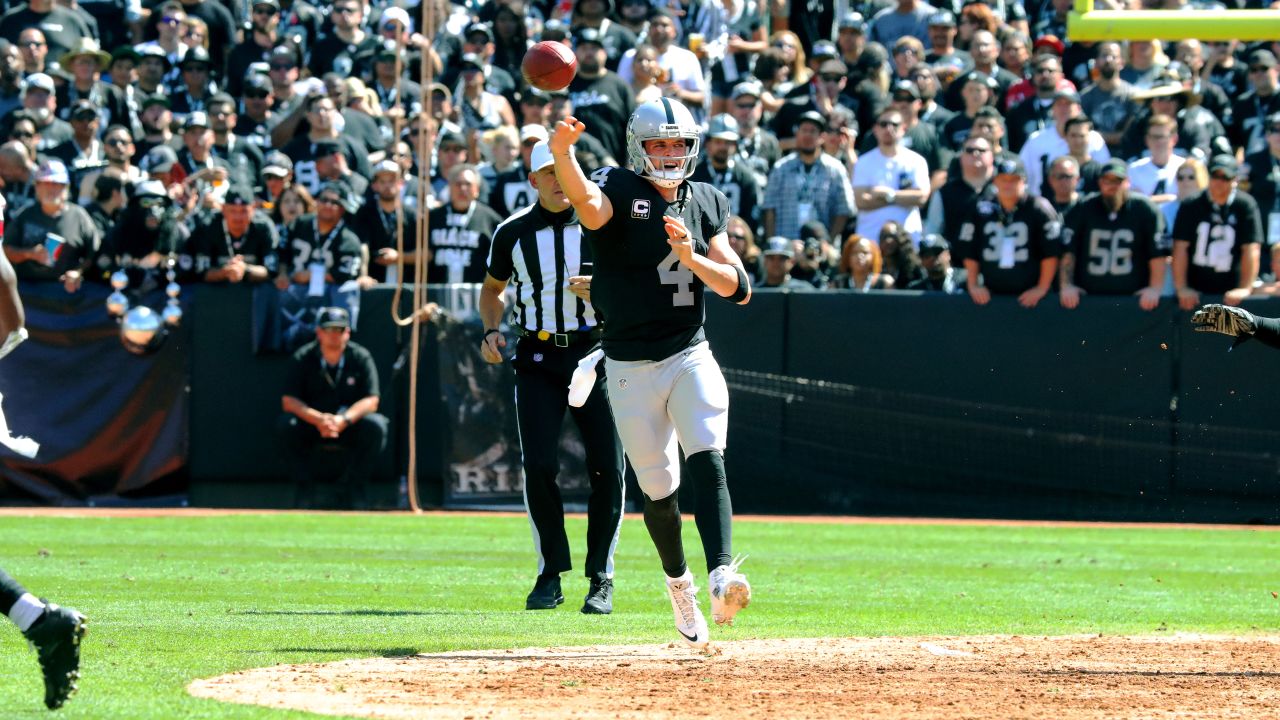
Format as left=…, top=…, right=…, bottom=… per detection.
left=530, top=141, right=555, bottom=172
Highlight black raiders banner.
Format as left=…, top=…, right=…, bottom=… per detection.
left=432, top=284, right=591, bottom=508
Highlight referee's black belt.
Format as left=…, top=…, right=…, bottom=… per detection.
left=515, top=326, right=602, bottom=347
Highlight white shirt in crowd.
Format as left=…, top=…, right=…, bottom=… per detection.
left=617, top=46, right=706, bottom=97
left=1127, top=154, right=1186, bottom=202
left=1019, top=125, right=1111, bottom=197
left=852, top=145, right=931, bottom=242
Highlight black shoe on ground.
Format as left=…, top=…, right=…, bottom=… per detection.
left=24, top=603, right=87, bottom=709
left=525, top=574, right=564, bottom=610
left=581, top=578, right=613, bottom=615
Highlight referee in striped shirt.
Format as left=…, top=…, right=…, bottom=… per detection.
left=479, top=140, right=625, bottom=615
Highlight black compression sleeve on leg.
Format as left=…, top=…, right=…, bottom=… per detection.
left=686, top=450, right=733, bottom=572
left=643, top=493, right=688, bottom=579
left=0, top=566, right=28, bottom=615
left=1252, top=315, right=1280, bottom=349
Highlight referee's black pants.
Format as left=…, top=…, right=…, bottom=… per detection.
left=512, top=336, right=624, bottom=583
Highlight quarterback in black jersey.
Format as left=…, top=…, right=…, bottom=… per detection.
left=1059, top=159, right=1167, bottom=310
left=956, top=157, right=1061, bottom=306
left=550, top=97, right=753, bottom=649
left=1172, top=155, right=1263, bottom=310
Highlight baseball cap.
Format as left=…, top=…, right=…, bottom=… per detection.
left=521, top=87, right=550, bottom=105
left=837, top=10, right=866, bottom=32
left=459, top=52, right=484, bottom=70
left=795, top=110, right=827, bottom=131
left=817, top=58, right=848, bottom=76
left=316, top=306, right=351, bottom=329
left=137, top=45, right=171, bottom=67
left=1209, top=154, right=1239, bottom=178
left=1099, top=158, right=1128, bottom=180
left=574, top=26, right=605, bottom=48
left=263, top=151, right=293, bottom=177
left=965, top=71, right=999, bottom=91
left=35, top=159, right=69, bottom=185
left=919, top=234, right=950, bottom=256
left=69, top=99, right=97, bottom=120
left=141, top=92, right=171, bottom=110
left=540, top=18, right=568, bottom=42
left=763, top=237, right=795, bottom=258
left=1033, top=35, right=1065, bottom=55
left=1247, top=48, right=1277, bottom=69
left=706, top=113, right=740, bottom=142
left=1052, top=88, right=1082, bottom=105
left=927, top=10, right=956, bottom=26
left=891, top=80, right=920, bottom=101
left=464, top=21, right=493, bottom=42
left=244, top=71, right=272, bottom=92
left=381, top=5, right=411, bottom=29
left=24, top=73, right=54, bottom=94
left=313, top=138, right=343, bottom=157
left=799, top=220, right=828, bottom=244
left=730, top=80, right=762, bottom=101
left=223, top=185, right=254, bottom=205
left=183, top=111, right=210, bottom=130
left=994, top=157, right=1026, bottom=178
left=134, top=179, right=168, bottom=198
left=438, top=130, right=466, bottom=148
left=141, top=144, right=179, bottom=174
left=181, top=46, right=211, bottom=67
left=520, top=124, right=549, bottom=144
left=373, top=158, right=401, bottom=176
left=529, top=140, right=555, bottom=172
left=252, top=0, right=280, bottom=10
left=317, top=180, right=359, bottom=213
left=812, top=41, right=838, bottom=61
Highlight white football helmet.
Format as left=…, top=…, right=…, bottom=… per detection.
left=626, top=98, right=701, bottom=188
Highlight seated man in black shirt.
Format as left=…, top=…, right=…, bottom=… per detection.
left=278, top=306, right=388, bottom=508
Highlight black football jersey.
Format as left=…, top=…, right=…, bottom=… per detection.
left=1062, top=193, right=1165, bottom=295
left=1172, top=189, right=1263, bottom=294
left=690, top=159, right=762, bottom=230
left=585, top=167, right=730, bottom=362
left=486, top=165, right=536, bottom=218
left=426, top=201, right=503, bottom=284
left=184, top=213, right=279, bottom=277
left=281, top=214, right=363, bottom=284
left=956, top=191, right=1062, bottom=295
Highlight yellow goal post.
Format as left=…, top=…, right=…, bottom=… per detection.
left=1067, top=0, right=1280, bottom=41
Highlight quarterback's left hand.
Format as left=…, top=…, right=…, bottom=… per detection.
left=664, top=217, right=694, bottom=264
left=1192, top=303, right=1257, bottom=340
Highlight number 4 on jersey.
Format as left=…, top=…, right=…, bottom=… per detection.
left=658, top=250, right=694, bottom=306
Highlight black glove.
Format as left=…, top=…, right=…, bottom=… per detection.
left=1191, top=304, right=1258, bottom=350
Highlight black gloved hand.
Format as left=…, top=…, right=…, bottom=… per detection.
left=1191, top=304, right=1258, bottom=350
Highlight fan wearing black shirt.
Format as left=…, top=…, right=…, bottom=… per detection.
left=566, top=27, right=634, bottom=164
left=279, top=305, right=388, bottom=509
left=353, top=160, right=419, bottom=285
left=280, top=180, right=362, bottom=288
left=428, top=164, right=503, bottom=284
left=957, top=157, right=1060, bottom=306
left=0, top=0, right=92, bottom=61
left=690, top=114, right=761, bottom=232
left=1059, top=159, right=1166, bottom=310
left=1229, top=50, right=1280, bottom=159
left=1172, top=155, right=1263, bottom=309
left=185, top=186, right=277, bottom=282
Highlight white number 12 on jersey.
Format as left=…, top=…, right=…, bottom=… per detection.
left=658, top=250, right=695, bottom=306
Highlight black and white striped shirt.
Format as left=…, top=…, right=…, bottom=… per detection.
left=485, top=203, right=597, bottom=334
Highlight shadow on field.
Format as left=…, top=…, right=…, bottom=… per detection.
left=1044, top=669, right=1280, bottom=678
left=277, top=647, right=420, bottom=657
left=235, top=609, right=470, bottom=617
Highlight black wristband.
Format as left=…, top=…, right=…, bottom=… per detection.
left=483, top=329, right=500, bottom=340
left=728, top=265, right=750, bottom=303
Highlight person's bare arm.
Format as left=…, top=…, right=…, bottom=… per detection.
left=478, top=273, right=508, bottom=364
left=550, top=116, right=614, bottom=230
left=0, top=248, right=22, bottom=339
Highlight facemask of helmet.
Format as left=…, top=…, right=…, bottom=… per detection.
left=626, top=98, right=701, bottom=189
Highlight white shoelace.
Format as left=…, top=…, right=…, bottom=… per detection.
left=670, top=580, right=698, bottom=625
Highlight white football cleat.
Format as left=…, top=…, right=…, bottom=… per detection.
left=665, top=571, right=709, bottom=649
left=709, top=554, right=751, bottom=626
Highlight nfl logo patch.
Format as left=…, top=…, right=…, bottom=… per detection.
left=632, top=200, right=650, bottom=219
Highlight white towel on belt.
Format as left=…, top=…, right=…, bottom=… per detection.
left=567, top=348, right=606, bottom=408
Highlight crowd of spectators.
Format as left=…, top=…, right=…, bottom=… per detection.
left=1, top=0, right=1279, bottom=312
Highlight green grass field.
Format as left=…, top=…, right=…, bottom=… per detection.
left=0, top=511, right=1276, bottom=718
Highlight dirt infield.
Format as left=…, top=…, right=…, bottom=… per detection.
left=187, top=634, right=1280, bottom=719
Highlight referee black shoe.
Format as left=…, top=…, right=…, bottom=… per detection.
left=525, top=574, right=564, bottom=610
left=24, top=603, right=88, bottom=709
left=581, top=578, right=613, bottom=615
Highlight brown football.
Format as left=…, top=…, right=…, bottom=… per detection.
left=522, top=41, right=578, bottom=92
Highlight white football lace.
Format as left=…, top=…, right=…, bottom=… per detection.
left=672, top=581, right=698, bottom=626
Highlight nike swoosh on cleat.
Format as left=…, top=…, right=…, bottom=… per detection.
left=678, top=629, right=700, bottom=643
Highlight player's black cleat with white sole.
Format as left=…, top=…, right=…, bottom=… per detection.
left=24, top=603, right=87, bottom=709
left=525, top=574, right=564, bottom=610
left=581, top=579, right=613, bottom=615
